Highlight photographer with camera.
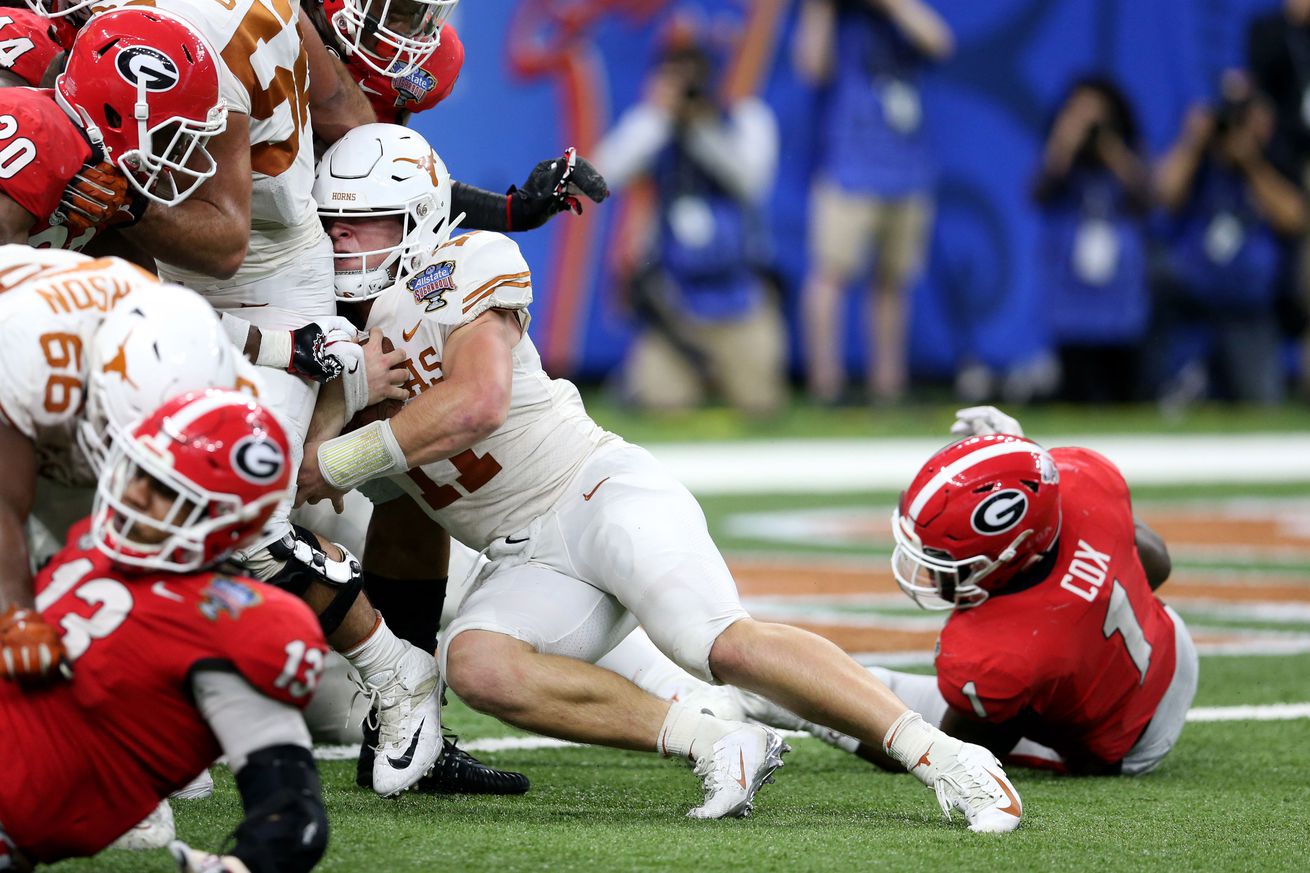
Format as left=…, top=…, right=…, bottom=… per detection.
left=593, top=15, right=785, bottom=417
left=1031, top=76, right=1152, bottom=403
left=1151, top=70, right=1305, bottom=405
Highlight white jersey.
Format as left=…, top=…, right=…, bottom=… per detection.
left=106, top=0, right=321, bottom=288
left=0, top=246, right=264, bottom=486
left=0, top=248, right=157, bottom=485
left=365, top=231, right=619, bottom=550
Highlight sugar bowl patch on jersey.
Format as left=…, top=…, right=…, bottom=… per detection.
left=413, top=231, right=533, bottom=327
left=407, top=260, right=457, bottom=312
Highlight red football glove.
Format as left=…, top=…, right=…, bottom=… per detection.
left=0, top=605, right=71, bottom=684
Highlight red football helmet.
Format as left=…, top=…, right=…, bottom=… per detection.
left=54, top=8, right=227, bottom=206
left=892, top=435, right=1062, bottom=610
left=324, top=0, right=458, bottom=77
left=92, top=389, right=292, bottom=573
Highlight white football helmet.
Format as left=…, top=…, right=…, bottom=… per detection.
left=326, top=0, right=459, bottom=77
left=314, top=122, right=458, bottom=302
left=78, top=283, right=251, bottom=475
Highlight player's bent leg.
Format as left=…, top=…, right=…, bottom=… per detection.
left=1119, top=606, right=1199, bottom=776
left=707, top=621, right=1021, bottom=833
left=442, top=564, right=787, bottom=818
left=596, top=627, right=747, bottom=722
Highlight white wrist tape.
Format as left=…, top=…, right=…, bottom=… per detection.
left=220, top=311, right=255, bottom=351
left=317, top=420, right=407, bottom=492
left=337, top=344, right=370, bottom=421
left=254, top=329, right=293, bottom=370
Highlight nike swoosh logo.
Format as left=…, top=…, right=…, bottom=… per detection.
left=582, top=477, right=610, bottom=501
left=152, top=581, right=184, bottom=602
left=387, top=718, right=425, bottom=769
left=734, top=749, right=748, bottom=790
left=505, top=535, right=529, bottom=545
left=237, top=302, right=269, bottom=308
left=402, top=322, right=421, bottom=342
left=985, top=767, right=1022, bottom=817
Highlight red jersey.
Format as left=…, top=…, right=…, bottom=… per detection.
left=0, top=87, right=92, bottom=248
left=0, top=522, right=328, bottom=863
left=934, top=447, right=1178, bottom=772
left=350, top=23, right=463, bottom=123
left=0, top=10, right=74, bottom=87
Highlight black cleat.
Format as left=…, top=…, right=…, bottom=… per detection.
left=358, top=727, right=529, bottom=795
left=417, top=737, right=530, bottom=795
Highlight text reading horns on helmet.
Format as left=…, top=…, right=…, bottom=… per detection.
left=971, top=489, right=1029, bottom=536
left=231, top=436, right=286, bottom=485
left=115, top=47, right=180, bottom=91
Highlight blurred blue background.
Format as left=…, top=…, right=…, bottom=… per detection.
left=415, top=0, right=1279, bottom=380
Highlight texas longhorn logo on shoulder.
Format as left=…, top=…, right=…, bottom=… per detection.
left=408, top=260, right=456, bottom=311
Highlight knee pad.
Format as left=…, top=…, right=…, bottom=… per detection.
left=229, top=745, right=328, bottom=873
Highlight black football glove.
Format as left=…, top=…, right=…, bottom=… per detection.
left=288, top=323, right=346, bottom=384
left=506, top=147, right=610, bottom=230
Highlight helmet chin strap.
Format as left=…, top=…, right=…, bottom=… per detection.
left=971, top=528, right=1035, bottom=587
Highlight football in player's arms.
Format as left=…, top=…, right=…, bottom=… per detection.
left=0, top=390, right=330, bottom=873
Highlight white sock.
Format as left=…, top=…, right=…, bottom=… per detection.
left=657, top=702, right=737, bottom=762
left=883, top=710, right=963, bottom=786
left=341, top=614, right=410, bottom=686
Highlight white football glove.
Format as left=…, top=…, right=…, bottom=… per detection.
left=169, top=840, right=251, bottom=873
left=950, top=406, right=1025, bottom=438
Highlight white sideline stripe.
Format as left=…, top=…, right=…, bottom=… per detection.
left=310, top=703, right=1310, bottom=761
left=647, top=434, right=1310, bottom=494
left=1186, top=703, right=1310, bottom=722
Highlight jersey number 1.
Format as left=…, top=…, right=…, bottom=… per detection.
left=1102, top=579, right=1152, bottom=684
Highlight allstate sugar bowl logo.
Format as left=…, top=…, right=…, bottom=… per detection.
left=407, top=261, right=456, bottom=311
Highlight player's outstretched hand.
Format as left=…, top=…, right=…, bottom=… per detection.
left=169, top=840, right=251, bottom=873
left=950, top=406, right=1025, bottom=439
left=0, top=605, right=71, bottom=685
left=508, top=147, right=610, bottom=229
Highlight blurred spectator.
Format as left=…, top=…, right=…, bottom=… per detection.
left=594, top=21, right=784, bottom=417
left=1032, top=76, right=1152, bottom=403
left=793, top=0, right=953, bottom=405
left=1248, top=0, right=1310, bottom=393
left=1151, top=72, right=1306, bottom=405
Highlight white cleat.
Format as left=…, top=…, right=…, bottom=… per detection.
left=362, top=644, right=443, bottom=797
left=687, top=724, right=789, bottom=820
left=170, top=769, right=214, bottom=800
left=929, top=743, right=1023, bottom=834
left=109, top=799, right=176, bottom=850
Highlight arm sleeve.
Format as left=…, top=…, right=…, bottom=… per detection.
left=680, top=97, right=780, bottom=203
left=193, top=669, right=312, bottom=773
left=592, top=103, right=675, bottom=189
left=450, top=181, right=511, bottom=232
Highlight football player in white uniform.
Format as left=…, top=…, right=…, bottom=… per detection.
left=0, top=246, right=261, bottom=685
left=299, top=124, right=1024, bottom=830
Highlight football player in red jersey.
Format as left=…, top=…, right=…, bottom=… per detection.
left=0, top=7, right=73, bottom=88
left=0, top=389, right=330, bottom=872
left=871, top=408, right=1200, bottom=775
left=0, top=7, right=228, bottom=250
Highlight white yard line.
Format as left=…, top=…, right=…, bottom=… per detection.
left=311, top=701, right=1310, bottom=760
left=648, top=434, right=1310, bottom=494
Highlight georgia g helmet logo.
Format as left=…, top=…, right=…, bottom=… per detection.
left=971, top=489, right=1029, bottom=535
left=115, top=46, right=181, bottom=92
left=231, top=435, right=286, bottom=485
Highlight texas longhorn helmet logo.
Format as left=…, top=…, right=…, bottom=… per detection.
left=114, top=46, right=180, bottom=92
